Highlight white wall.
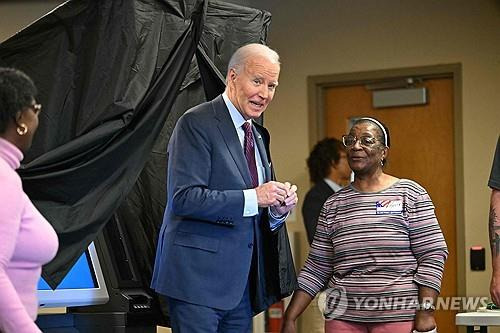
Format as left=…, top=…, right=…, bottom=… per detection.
left=2, top=1, right=500, bottom=331
left=0, top=1, right=64, bottom=42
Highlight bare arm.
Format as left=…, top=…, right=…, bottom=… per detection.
left=414, top=286, right=438, bottom=332
left=489, top=189, right=500, bottom=304
left=409, top=190, right=447, bottom=332
left=281, top=290, right=314, bottom=333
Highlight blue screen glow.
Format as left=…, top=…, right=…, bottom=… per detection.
left=38, top=252, right=96, bottom=290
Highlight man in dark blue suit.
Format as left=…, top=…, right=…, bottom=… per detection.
left=151, top=43, right=298, bottom=332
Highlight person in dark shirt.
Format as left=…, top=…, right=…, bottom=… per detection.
left=488, top=136, right=500, bottom=305
left=302, top=138, right=351, bottom=244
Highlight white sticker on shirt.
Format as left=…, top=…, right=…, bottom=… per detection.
left=376, top=199, right=403, bottom=214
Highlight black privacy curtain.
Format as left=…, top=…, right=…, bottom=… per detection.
left=0, top=0, right=271, bottom=289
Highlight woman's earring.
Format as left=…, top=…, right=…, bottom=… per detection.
left=380, top=159, right=384, bottom=166
left=17, top=123, right=28, bottom=136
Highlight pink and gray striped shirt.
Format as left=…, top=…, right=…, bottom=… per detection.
left=298, top=179, right=448, bottom=323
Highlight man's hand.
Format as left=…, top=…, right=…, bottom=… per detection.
left=271, top=181, right=298, bottom=216
left=256, top=181, right=290, bottom=207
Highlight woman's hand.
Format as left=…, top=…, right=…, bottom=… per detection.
left=414, top=310, right=436, bottom=332
left=280, top=318, right=296, bottom=333
left=279, top=290, right=313, bottom=333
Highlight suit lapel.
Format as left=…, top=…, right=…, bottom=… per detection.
left=253, top=123, right=272, bottom=182
left=212, top=96, right=254, bottom=188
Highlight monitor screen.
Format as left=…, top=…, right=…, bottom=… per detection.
left=37, top=242, right=109, bottom=308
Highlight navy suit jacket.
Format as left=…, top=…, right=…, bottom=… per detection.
left=151, top=95, right=296, bottom=314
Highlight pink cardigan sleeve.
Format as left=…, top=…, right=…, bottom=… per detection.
left=0, top=175, right=41, bottom=333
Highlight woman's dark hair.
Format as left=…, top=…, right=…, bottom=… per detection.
left=0, top=67, right=37, bottom=134
left=352, top=117, right=391, bottom=166
left=307, top=137, right=346, bottom=183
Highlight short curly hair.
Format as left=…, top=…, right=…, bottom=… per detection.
left=0, top=67, right=37, bottom=134
left=306, top=138, right=346, bottom=184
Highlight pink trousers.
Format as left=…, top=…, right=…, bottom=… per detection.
left=325, top=319, right=414, bottom=333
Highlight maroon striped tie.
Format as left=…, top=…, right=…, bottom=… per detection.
left=242, top=122, right=259, bottom=188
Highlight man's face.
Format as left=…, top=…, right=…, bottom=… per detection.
left=226, top=55, right=280, bottom=120
left=334, top=151, right=352, bottom=183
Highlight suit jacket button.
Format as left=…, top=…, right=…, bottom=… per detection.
left=248, top=243, right=253, bottom=248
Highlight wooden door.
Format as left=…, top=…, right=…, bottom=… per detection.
left=324, top=78, right=457, bottom=332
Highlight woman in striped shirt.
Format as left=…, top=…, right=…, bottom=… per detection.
left=282, top=118, right=448, bottom=333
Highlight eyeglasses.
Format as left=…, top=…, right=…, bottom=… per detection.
left=342, top=134, right=378, bottom=148
left=28, top=103, right=42, bottom=114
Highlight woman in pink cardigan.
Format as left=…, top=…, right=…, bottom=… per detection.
left=0, top=68, right=58, bottom=333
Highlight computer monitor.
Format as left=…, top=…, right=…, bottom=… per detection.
left=37, top=242, right=109, bottom=308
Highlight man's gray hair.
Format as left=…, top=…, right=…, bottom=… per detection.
left=227, top=43, right=280, bottom=76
